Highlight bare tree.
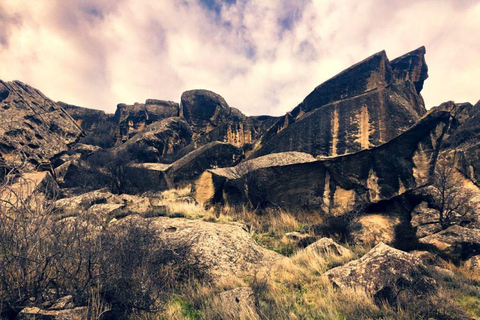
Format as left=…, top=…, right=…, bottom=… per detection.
left=430, top=155, right=476, bottom=229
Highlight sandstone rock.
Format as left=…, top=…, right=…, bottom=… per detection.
left=196, top=110, right=451, bottom=213
left=419, top=225, right=480, bottom=261
left=111, top=215, right=283, bottom=281
left=218, top=287, right=260, bottom=320
left=116, top=117, right=192, bottom=162
left=390, top=46, right=428, bottom=93
left=180, top=89, right=245, bottom=135
left=349, top=214, right=400, bottom=246
left=252, top=48, right=427, bottom=158
left=114, top=99, right=179, bottom=143
left=194, top=151, right=316, bottom=206
left=124, top=163, right=172, bottom=193
left=325, top=243, right=437, bottom=305
left=304, top=237, right=352, bottom=258
left=0, top=80, right=83, bottom=170
left=16, top=306, right=88, bottom=320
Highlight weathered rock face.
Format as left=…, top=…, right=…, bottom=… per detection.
left=194, top=152, right=316, bottom=206
left=325, top=243, right=437, bottom=305
left=115, top=99, right=179, bottom=143
left=253, top=47, right=428, bottom=158
left=196, top=111, right=451, bottom=214
left=0, top=80, right=83, bottom=170
left=436, top=100, right=480, bottom=187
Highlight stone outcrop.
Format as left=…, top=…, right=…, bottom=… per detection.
left=114, top=99, right=179, bottom=143
left=252, top=47, right=428, bottom=158
left=325, top=243, right=437, bottom=305
left=419, top=225, right=480, bottom=261
left=195, top=110, right=451, bottom=213
left=0, top=80, right=83, bottom=170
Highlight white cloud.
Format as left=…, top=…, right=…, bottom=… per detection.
left=0, top=0, right=478, bottom=115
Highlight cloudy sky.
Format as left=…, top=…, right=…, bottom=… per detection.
left=0, top=0, right=479, bottom=115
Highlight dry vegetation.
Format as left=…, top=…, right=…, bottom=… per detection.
left=1, top=179, right=479, bottom=320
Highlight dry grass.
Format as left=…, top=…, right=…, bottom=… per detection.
left=135, top=187, right=479, bottom=320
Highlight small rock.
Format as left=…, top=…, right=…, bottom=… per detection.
left=16, top=306, right=88, bottom=320
left=304, top=237, right=352, bottom=258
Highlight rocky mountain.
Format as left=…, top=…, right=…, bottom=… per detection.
left=1, top=47, right=479, bottom=319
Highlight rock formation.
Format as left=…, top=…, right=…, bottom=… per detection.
left=195, top=110, right=451, bottom=213
left=115, top=99, right=179, bottom=143
left=0, top=81, right=83, bottom=170
left=252, top=47, right=428, bottom=158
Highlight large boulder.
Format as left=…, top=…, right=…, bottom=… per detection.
left=180, top=90, right=245, bottom=135
left=195, top=110, right=451, bottom=214
left=304, top=237, right=352, bottom=258
left=116, top=117, right=193, bottom=162
left=111, top=215, right=283, bottom=281
left=0, top=171, right=58, bottom=210
left=325, top=243, right=437, bottom=305
left=194, top=151, right=316, bottom=207
left=126, top=142, right=243, bottom=193
left=114, top=99, right=179, bottom=143
left=0, top=80, right=83, bottom=170
left=252, top=47, right=428, bottom=158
